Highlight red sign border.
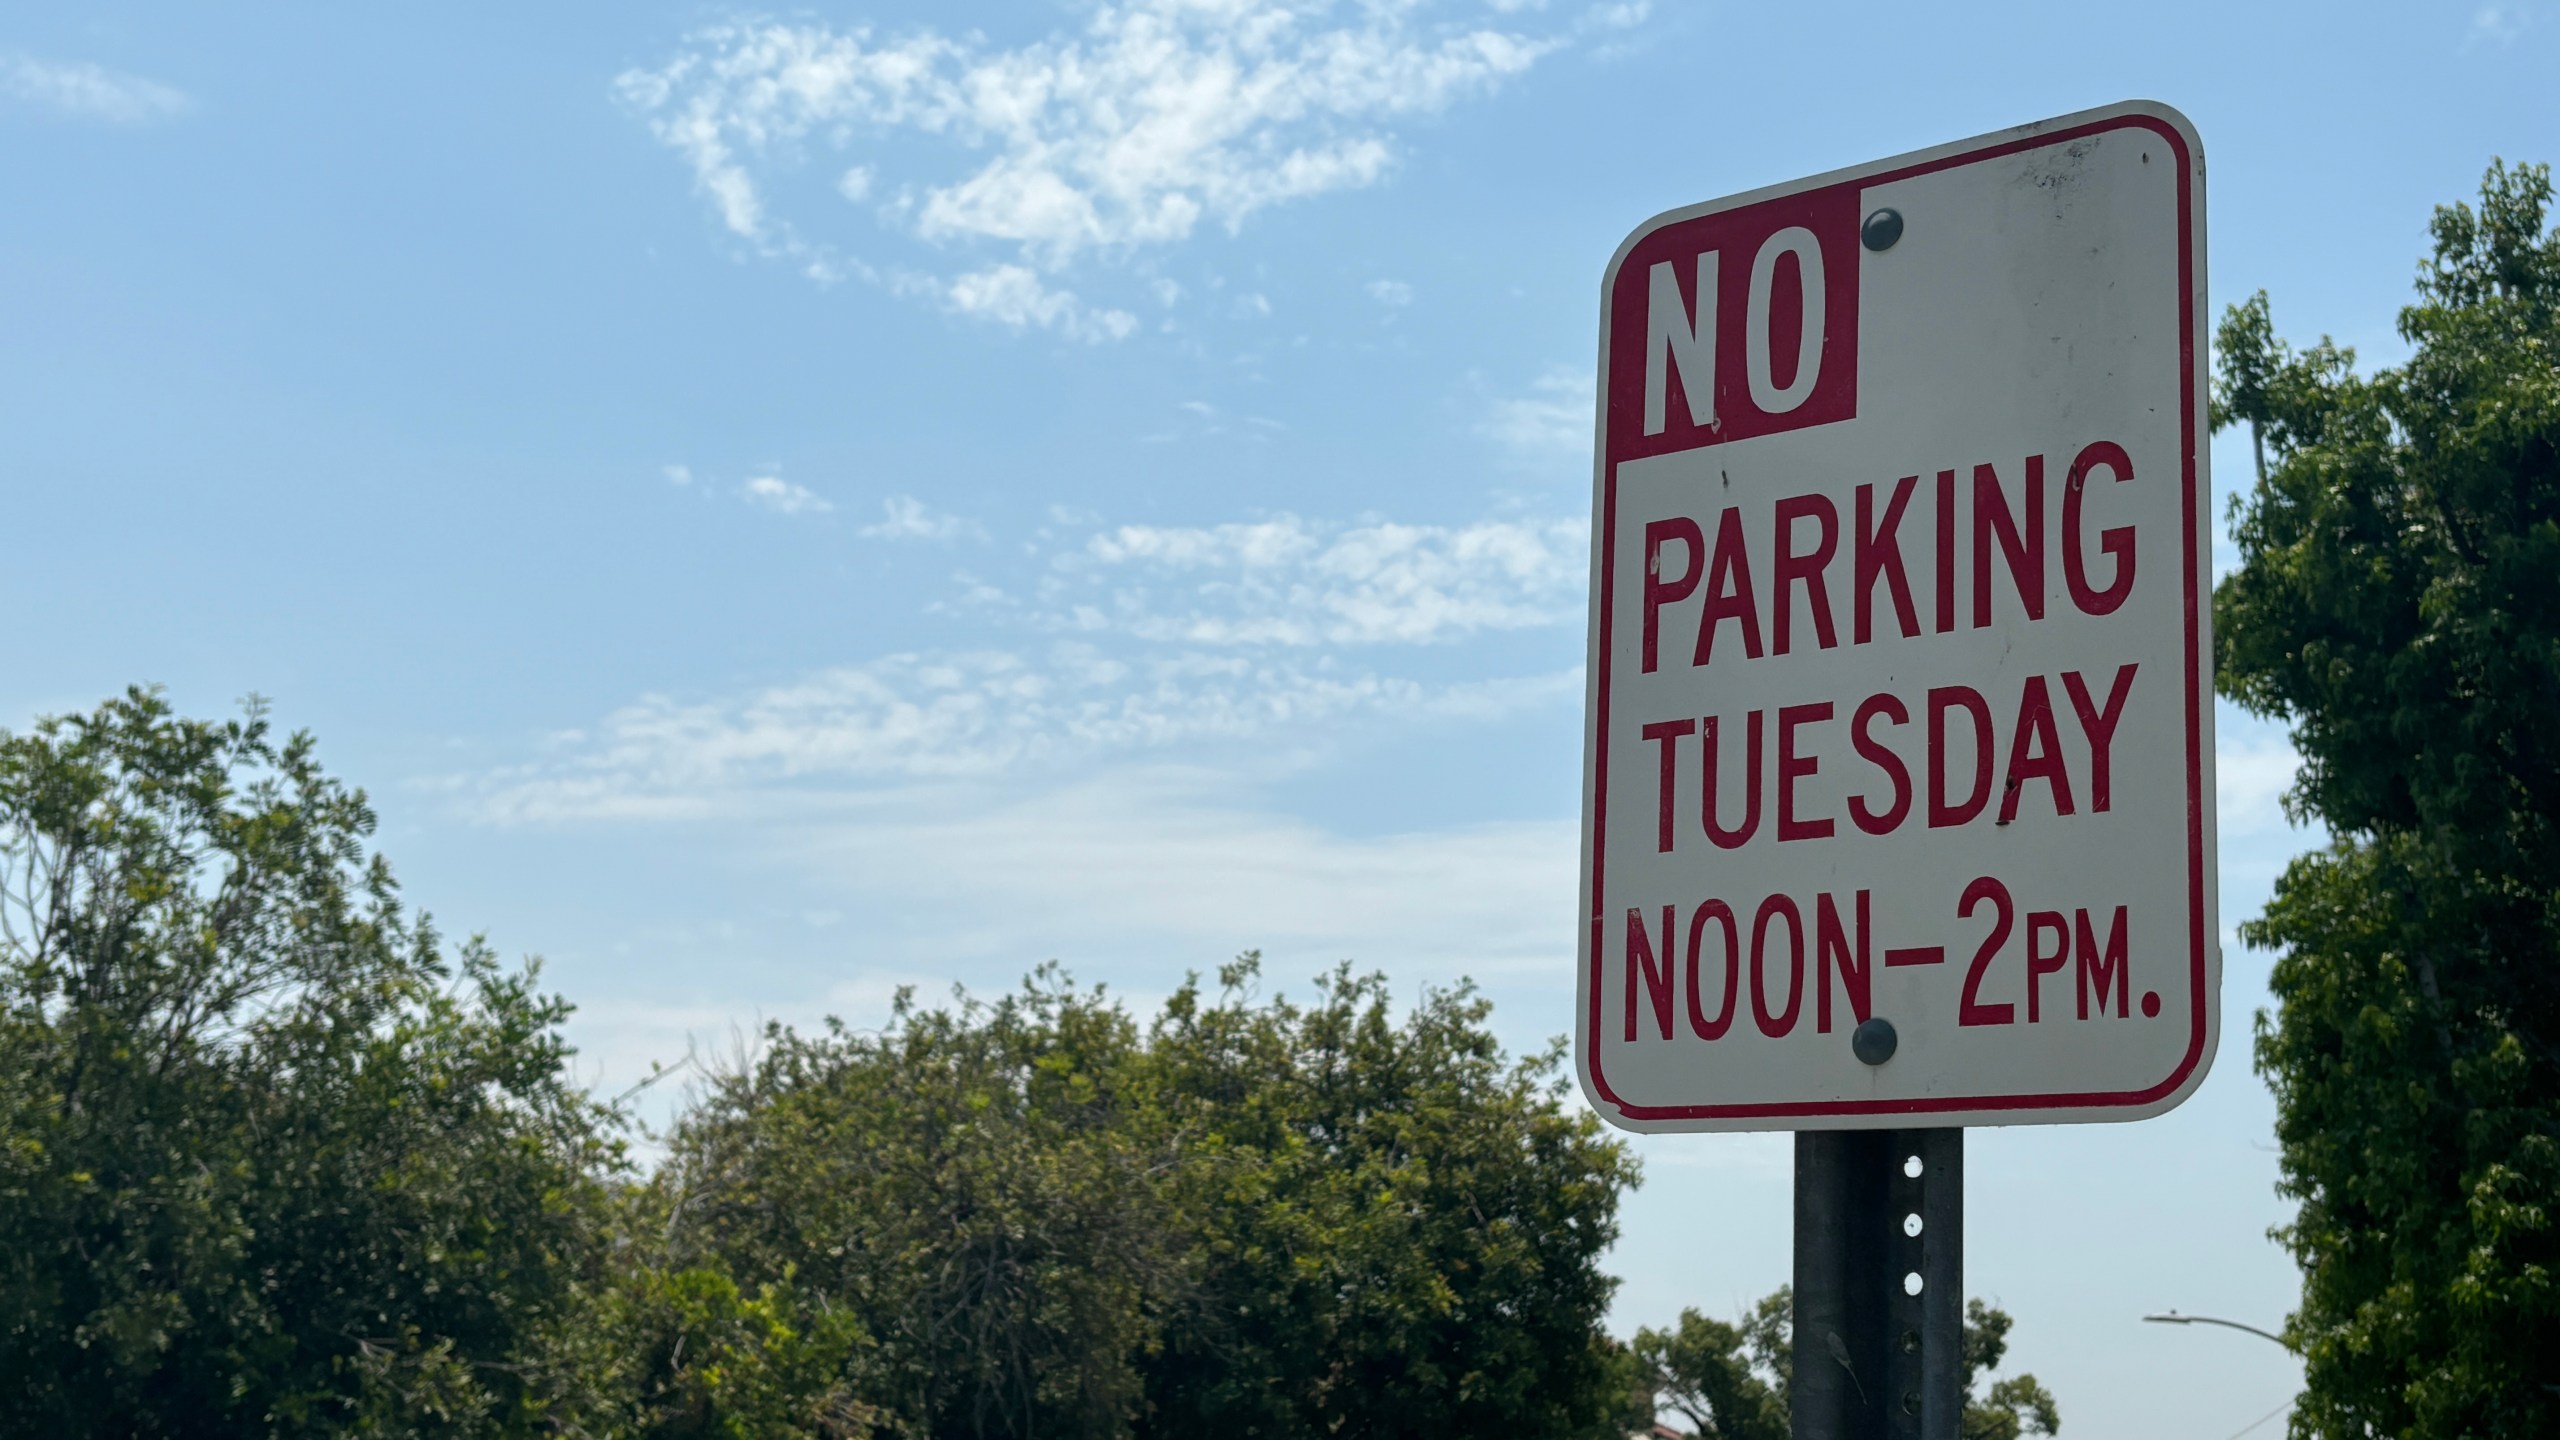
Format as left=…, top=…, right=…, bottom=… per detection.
left=1578, top=102, right=2213, bottom=1128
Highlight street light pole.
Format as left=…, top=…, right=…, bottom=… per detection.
left=2142, top=1310, right=2296, bottom=1352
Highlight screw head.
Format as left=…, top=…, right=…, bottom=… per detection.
left=1860, top=207, right=1904, bottom=252
left=1852, top=1016, right=1899, bottom=1066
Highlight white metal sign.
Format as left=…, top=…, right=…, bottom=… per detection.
left=1575, top=102, right=2216, bottom=1131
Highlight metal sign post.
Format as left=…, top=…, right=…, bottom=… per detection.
left=1793, top=1130, right=1961, bottom=1439
left=1573, top=102, right=2214, bottom=1440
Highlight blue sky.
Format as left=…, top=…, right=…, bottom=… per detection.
left=4, top=2, right=2551, bottom=1434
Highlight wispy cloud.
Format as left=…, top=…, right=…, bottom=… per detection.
left=462, top=646, right=1575, bottom=824
left=741, top=474, right=833, bottom=515
left=860, top=495, right=981, bottom=542
left=1482, top=366, right=1593, bottom=456
left=455, top=492, right=1588, bottom=824
left=914, top=264, right=1136, bottom=344
left=1048, top=513, right=1588, bottom=646
left=616, top=2, right=1637, bottom=333
left=1366, top=278, right=1415, bottom=307
left=1, top=53, right=188, bottom=125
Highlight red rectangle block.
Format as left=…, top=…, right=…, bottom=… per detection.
left=1604, top=181, right=1862, bottom=466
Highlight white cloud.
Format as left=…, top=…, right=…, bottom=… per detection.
left=932, top=264, right=1138, bottom=342
left=1058, top=513, right=1588, bottom=645
left=1366, top=278, right=1415, bottom=307
left=616, top=2, right=1617, bottom=330
left=663, top=463, right=694, bottom=486
left=741, top=474, right=834, bottom=515
left=1586, top=1, right=1652, bottom=29
left=1, top=53, right=188, bottom=125
left=861, top=495, right=981, bottom=542
left=1483, top=366, right=1594, bottom=456
left=463, top=645, right=1575, bottom=824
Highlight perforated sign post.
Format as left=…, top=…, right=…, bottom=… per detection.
left=1573, top=102, right=2215, bottom=1439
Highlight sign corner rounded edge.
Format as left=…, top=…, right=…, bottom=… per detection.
left=2099, top=98, right=2206, bottom=170
left=1571, top=1042, right=1648, bottom=1134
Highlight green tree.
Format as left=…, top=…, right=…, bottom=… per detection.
left=649, top=956, right=1640, bottom=1440
left=2215, top=160, right=2560, bottom=1437
left=1138, top=958, right=1640, bottom=1440
left=646, top=968, right=1177, bottom=1440
left=1631, top=1289, right=2054, bottom=1439
left=1955, top=1299, right=2058, bottom=1440
left=595, top=1264, right=879, bottom=1440
left=0, top=689, right=622, bottom=1436
left=1629, top=1291, right=1788, bottom=1440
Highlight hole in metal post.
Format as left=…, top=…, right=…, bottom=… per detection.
left=1904, top=1212, right=1923, bottom=1237
left=1903, top=1271, right=1924, bottom=1296
left=1904, top=1155, right=1923, bottom=1178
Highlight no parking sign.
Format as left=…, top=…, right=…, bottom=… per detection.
left=1575, top=102, right=2218, bottom=1132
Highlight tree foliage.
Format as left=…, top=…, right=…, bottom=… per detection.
left=1629, top=1288, right=2054, bottom=1439
left=1141, top=959, right=1639, bottom=1440
left=1629, top=1291, right=1788, bottom=1440
left=643, top=967, right=1178, bottom=1440
left=0, top=687, right=1717, bottom=1439
left=2215, top=161, right=2560, bottom=1436
left=640, top=956, right=1640, bottom=1440
left=0, top=689, right=622, bottom=1436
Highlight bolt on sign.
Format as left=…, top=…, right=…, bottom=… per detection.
left=1575, top=102, right=2217, bottom=1132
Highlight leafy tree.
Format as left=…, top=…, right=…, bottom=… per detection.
left=1954, top=1299, right=2058, bottom=1440
left=0, top=689, right=622, bottom=1436
left=1631, top=1289, right=2053, bottom=1439
left=2215, top=161, right=2560, bottom=1437
left=594, top=1264, right=879, bottom=1440
left=1138, top=958, right=1640, bottom=1440
left=649, top=956, right=1640, bottom=1440
left=1629, top=1292, right=1788, bottom=1440
left=646, top=968, right=1176, bottom=1440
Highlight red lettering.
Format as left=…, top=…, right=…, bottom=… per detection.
left=1958, top=876, right=2015, bottom=1026
left=1750, top=894, right=1805, bottom=1038
left=2026, top=909, right=2070, bottom=1022
left=1642, top=518, right=1705, bottom=672
left=1626, top=905, right=1676, bottom=1041
left=1855, top=475, right=1921, bottom=644
left=1973, top=456, right=2046, bottom=627
left=1998, top=676, right=2076, bottom=824
left=1927, top=686, right=1994, bottom=828
left=1816, top=889, right=1871, bottom=1033
left=1702, top=711, right=1764, bottom=850
left=2063, top=440, right=2136, bottom=616
left=1777, top=702, right=1835, bottom=841
left=1687, top=900, right=1741, bottom=1040
left=1933, top=468, right=1957, bottom=633
left=1848, top=693, right=1912, bottom=835
left=1642, top=718, right=1695, bottom=853
left=1772, top=493, right=1839, bottom=655
left=1692, top=506, right=1764, bottom=665
left=2062, top=664, right=2137, bottom=813
left=2075, top=906, right=2130, bottom=1019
